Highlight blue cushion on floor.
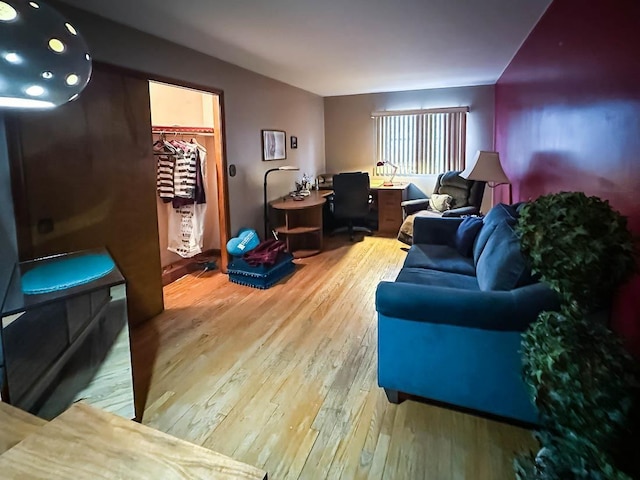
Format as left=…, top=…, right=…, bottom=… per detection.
left=455, top=217, right=483, bottom=258
left=21, top=254, right=115, bottom=294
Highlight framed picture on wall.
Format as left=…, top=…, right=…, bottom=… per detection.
left=262, top=130, right=287, bottom=161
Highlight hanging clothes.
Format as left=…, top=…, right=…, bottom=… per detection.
left=171, top=140, right=199, bottom=202
left=164, top=139, right=208, bottom=258
left=154, top=140, right=177, bottom=203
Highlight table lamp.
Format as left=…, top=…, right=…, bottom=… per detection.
left=376, top=161, right=398, bottom=186
left=460, top=151, right=511, bottom=206
left=263, top=166, right=300, bottom=239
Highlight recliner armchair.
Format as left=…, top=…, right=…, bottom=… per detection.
left=398, top=171, right=486, bottom=245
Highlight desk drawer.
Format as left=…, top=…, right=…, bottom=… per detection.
left=374, top=186, right=408, bottom=234
left=378, top=190, right=402, bottom=207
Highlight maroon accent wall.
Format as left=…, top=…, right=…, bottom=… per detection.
left=495, top=0, right=640, bottom=356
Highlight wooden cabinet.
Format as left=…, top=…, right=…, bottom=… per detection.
left=270, top=191, right=330, bottom=258
left=5, top=65, right=163, bottom=326
left=1, top=250, right=135, bottom=421
left=375, top=185, right=409, bottom=234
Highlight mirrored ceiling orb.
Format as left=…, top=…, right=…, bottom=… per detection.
left=0, top=0, right=92, bottom=109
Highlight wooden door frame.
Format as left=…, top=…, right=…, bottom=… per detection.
left=93, top=62, right=232, bottom=273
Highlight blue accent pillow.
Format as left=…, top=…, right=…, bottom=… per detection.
left=455, top=217, right=483, bottom=257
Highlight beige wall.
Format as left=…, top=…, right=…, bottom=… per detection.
left=149, top=82, right=213, bottom=128
left=52, top=1, right=326, bottom=238
left=324, top=85, right=495, bottom=204
left=149, top=82, right=221, bottom=267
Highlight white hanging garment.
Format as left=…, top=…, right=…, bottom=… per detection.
left=166, top=141, right=208, bottom=258
left=167, top=204, right=203, bottom=258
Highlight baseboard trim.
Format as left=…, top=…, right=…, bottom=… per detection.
left=161, top=249, right=220, bottom=286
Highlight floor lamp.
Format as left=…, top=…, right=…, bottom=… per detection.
left=460, top=151, right=511, bottom=210
left=263, top=166, right=299, bottom=239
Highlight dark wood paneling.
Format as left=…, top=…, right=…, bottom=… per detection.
left=9, top=66, right=163, bottom=325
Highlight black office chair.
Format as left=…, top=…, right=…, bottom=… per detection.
left=330, top=172, right=372, bottom=241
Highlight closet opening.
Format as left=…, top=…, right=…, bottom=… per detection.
left=148, top=80, right=229, bottom=284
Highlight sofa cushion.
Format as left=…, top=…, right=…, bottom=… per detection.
left=396, top=267, right=480, bottom=290
left=404, top=244, right=475, bottom=276
left=476, top=222, right=533, bottom=291
left=455, top=217, right=483, bottom=258
left=472, top=203, right=518, bottom=265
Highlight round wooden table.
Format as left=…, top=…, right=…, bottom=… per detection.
left=270, top=190, right=332, bottom=258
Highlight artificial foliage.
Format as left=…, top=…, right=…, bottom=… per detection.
left=514, top=192, right=639, bottom=480
left=516, top=311, right=639, bottom=479
left=516, top=192, right=636, bottom=315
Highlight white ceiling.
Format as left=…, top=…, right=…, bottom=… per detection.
left=57, top=0, right=551, bottom=97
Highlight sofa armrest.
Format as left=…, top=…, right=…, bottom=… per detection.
left=413, top=216, right=463, bottom=245
left=442, top=206, right=479, bottom=217
left=376, top=281, right=560, bottom=332
left=401, top=198, right=430, bottom=215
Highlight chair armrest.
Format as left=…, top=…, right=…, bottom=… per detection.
left=442, top=206, right=479, bottom=217
left=401, top=198, right=430, bottom=215
left=376, top=281, right=560, bottom=332
left=412, top=216, right=463, bottom=245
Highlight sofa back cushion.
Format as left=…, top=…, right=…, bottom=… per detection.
left=476, top=222, right=533, bottom=291
left=455, top=216, right=483, bottom=257
left=472, top=203, right=518, bottom=265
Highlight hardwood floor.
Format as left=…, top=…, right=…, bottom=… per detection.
left=132, top=235, right=536, bottom=479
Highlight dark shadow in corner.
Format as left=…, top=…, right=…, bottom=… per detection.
left=129, top=317, right=160, bottom=423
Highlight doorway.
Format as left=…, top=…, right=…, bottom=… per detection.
left=148, top=81, right=229, bottom=281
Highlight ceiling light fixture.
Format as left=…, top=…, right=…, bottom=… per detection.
left=4, top=52, right=22, bottom=64
left=25, top=85, right=45, bottom=96
left=0, top=0, right=92, bottom=110
left=0, top=1, right=18, bottom=21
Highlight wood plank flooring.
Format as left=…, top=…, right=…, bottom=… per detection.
left=132, top=235, right=536, bottom=479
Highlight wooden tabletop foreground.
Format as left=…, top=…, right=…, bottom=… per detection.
left=0, top=402, right=267, bottom=480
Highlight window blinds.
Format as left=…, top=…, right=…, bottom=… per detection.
left=373, top=107, right=468, bottom=175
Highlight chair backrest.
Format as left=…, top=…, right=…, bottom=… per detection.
left=432, top=171, right=486, bottom=209
left=332, top=172, right=370, bottom=219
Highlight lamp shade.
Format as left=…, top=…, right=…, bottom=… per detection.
left=460, top=151, right=510, bottom=185
left=0, top=0, right=92, bottom=109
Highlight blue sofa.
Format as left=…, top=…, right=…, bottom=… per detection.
left=375, top=203, right=560, bottom=423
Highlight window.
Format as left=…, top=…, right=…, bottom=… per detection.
left=373, top=107, right=468, bottom=175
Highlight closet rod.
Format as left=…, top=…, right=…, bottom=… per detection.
left=152, top=125, right=214, bottom=136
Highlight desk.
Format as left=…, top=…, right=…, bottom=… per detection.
left=270, top=190, right=332, bottom=258
left=371, top=183, right=410, bottom=234
left=319, top=180, right=410, bottom=235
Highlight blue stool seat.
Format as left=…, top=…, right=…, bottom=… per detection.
left=21, top=254, right=115, bottom=295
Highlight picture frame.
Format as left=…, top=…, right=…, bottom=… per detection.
left=262, top=129, right=287, bottom=161
left=290, top=136, right=298, bottom=149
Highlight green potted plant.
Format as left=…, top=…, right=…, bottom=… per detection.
left=514, top=192, right=639, bottom=479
